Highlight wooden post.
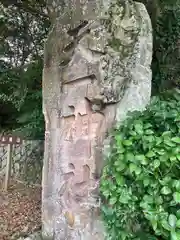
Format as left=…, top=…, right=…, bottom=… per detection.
left=4, top=143, right=13, bottom=191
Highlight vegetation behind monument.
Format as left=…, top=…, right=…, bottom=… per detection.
left=0, top=0, right=50, bottom=139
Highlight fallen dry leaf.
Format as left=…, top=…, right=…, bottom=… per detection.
left=0, top=178, right=41, bottom=240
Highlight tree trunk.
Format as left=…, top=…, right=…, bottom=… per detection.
left=42, top=0, right=153, bottom=239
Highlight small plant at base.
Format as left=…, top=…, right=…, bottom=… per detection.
left=100, top=89, right=180, bottom=240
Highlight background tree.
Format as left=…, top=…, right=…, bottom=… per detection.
left=140, top=0, right=180, bottom=94
left=0, top=0, right=50, bottom=139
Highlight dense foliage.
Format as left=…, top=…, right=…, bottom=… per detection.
left=152, top=2, right=180, bottom=93
left=0, top=0, right=50, bottom=139
left=100, top=89, right=180, bottom=240
left=140, top=0, right=180, bottom=93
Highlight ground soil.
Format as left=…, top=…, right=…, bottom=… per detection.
left=0, top=177, right=41, bottom=240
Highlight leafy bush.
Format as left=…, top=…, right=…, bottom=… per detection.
left=100, top=89, right=180, bottom=240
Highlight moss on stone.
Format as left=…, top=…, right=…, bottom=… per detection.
left=108, top=38, right=122, bottom=51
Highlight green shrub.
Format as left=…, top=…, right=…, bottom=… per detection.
left=100, top=89, right=180, bottom=240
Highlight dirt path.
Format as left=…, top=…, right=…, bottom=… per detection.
left=0, top=178, right=41, bottom=240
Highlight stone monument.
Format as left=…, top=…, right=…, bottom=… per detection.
left=42, top=0, right=152, bottom=239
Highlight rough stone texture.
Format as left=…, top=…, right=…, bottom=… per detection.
left=0, top=140, right=43, bottom=184
left=42, top=0, right=152, bottom=239
left=17, top=231, right=42, bottom=240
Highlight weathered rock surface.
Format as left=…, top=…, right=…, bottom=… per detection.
left=17, top=231, right=42, bottom=240
left=42, top=0, right=152, bottom=239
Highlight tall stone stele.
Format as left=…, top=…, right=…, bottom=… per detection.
left=42, top=0, right=152, bottom=239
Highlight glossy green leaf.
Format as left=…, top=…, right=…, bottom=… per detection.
left=161, top=186, right=172, bottom=195
left=169, top=214, right=177, bottom=228
left=176, top=219, right=180, bottom=228
left=144, top=123, right=152, bottom=129
left=156, top=137, right=163, bottom=145
left=129, top=163, right=137, bottom=173
left=116, top=176, right=124, bottom=186
left=154, top=160, right=160, bottom=168
left=173, top=180, right=180, bottom=190
left=171, top=230, right=177, bottom=240
left=117, top=147, right=125, bottom=153
left=134, top=123, right=143, bottom=134
left=135, top=167, right=141, bottom=175
left=151, top=219, right=158, bottom=231
left=177, top=210, right=180, bottom=218
left=156, top=149, right=166, bottom=155
left=129, top=130, right=136, bottom=137
left=171, top=230, right=180, bottom=240
left=116, top=163, right=126, bottom=172
left=114, top=160, right=119, bottom=166
left=146, top=151, right=156, bottom=158
left=125, top=152, right=134, bottom=162
left=123, top=140, right=133, bottom=146
left=115, top=134, right=123, bottom=143
left=161, top=220, right=171, bottom=231
left=159, top=176, right=171, bottom=185
left=145, top=129, right=154, bottom=135
left=102, top=190, right=110, bottom=198
left=171, top=137, right=180, bottom=144
left=170, top=156, right=177, bottom=162
left=109, top=197, right=117, bottom=205
left=143, top=178, right=150, bottom=186
left=144, top=135, right=154, bottom=142
left=162, top=131, right=172, bottom=137
left=101, top=206, right=114, bottom=216
left=164, top=139, right=176, bottom=147
left=135, top=154, right=146, bottom=161
left=173, top=192, right=180, bottom=203
left=119, top=192, right=131, bottom=204
left=143, top=195, right=154, bottom=203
